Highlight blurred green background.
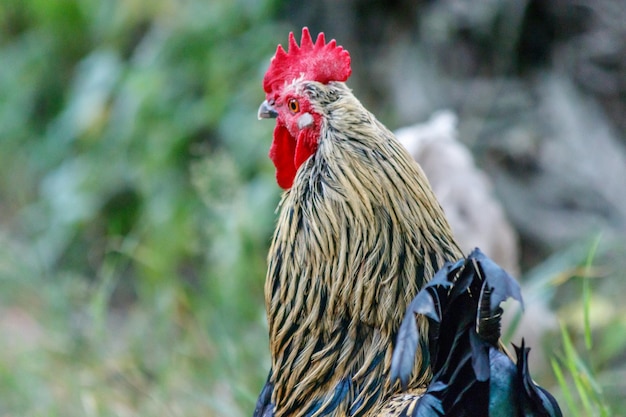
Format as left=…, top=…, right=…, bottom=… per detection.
left=1, top=0, right=625, bottom=416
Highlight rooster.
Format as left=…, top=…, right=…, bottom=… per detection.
left=255, top=28, right=560, bottom=417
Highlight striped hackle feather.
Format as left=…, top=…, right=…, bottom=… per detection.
left=265, top=81, right=463, bottom=417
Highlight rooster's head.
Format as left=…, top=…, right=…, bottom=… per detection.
left=258, top=28, right=352, bottom=189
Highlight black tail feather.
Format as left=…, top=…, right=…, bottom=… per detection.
left=253, top=371, right=275, bottom=417
left=391, top=248, right=562, bottom=417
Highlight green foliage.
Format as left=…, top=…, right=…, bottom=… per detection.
left=551, top=323, right=610, bottom=417
left=0, top=0, right=285, bottom=415
left=499, top=237, right=625, bottom=416
left=550, top=237, right=624, bottom=417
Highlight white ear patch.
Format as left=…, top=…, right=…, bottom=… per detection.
left=297, top=112, right=314, bottom=129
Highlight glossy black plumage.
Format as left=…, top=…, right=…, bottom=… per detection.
left=389, top=249, right=562, bottom=417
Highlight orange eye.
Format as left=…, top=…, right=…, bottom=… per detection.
left=288, top=98, right=300, bottom=113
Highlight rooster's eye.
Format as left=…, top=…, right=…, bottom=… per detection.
left=288, top=99, right=300, bottom=113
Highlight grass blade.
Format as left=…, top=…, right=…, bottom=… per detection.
left=551, top=356, right=579, bottom=417
left=582, top=235, right=602, bottom=350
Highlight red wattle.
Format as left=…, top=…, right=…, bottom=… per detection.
left=269, top=124, right=297, bottom=189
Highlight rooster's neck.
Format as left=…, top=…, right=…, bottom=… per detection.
left=265, top=106, right=462, bottom=417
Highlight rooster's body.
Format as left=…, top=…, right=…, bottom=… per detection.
left=255, top=28, right=560, bottom=417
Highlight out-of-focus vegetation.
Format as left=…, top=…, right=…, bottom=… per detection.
left=0, top=0, right=284, bottom=415
left=1, top=0, right=625, bottom=416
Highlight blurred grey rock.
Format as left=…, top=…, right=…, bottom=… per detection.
left=396, top=111, right=521, bottom=276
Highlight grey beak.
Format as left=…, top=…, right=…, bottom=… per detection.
left=258, top=100, right=278, bottom=119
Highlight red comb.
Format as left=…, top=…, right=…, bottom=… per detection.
left=263, top=27, right=352, bottom=95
